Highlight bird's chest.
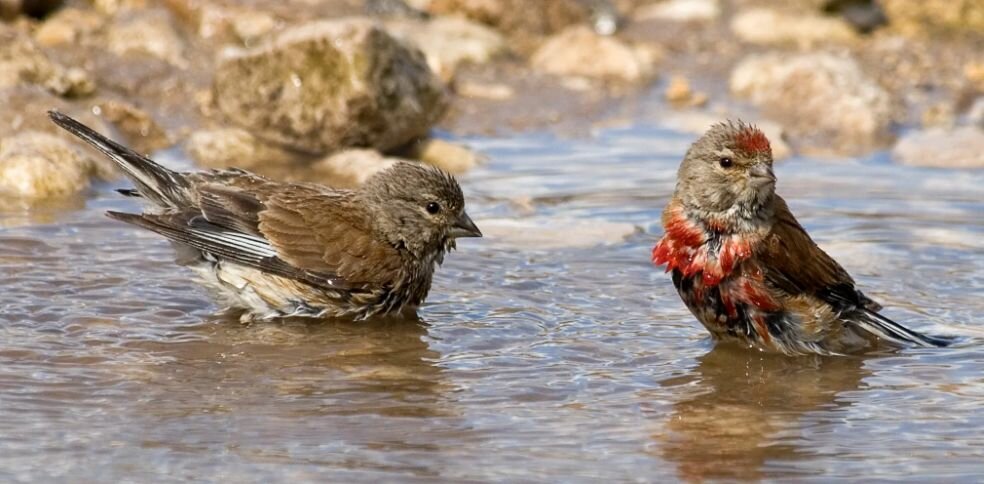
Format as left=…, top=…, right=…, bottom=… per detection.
left=382, top=251, right=441, bottom=309
left=653, top=218, right=783, bottom=342
left=670, top=256, right=786, bottom=353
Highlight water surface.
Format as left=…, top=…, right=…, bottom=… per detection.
left=1, top=124, right=982, bottom=482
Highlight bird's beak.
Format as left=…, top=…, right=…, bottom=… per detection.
left=451, top=211, right=482, bottom=238
left=749, top=163, right=775, bottom=183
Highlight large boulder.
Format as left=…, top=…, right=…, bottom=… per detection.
left=213, top=18, right=450, bottom=154
left=730, top=52, right=892, bottom=149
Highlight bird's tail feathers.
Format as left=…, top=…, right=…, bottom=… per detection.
left=48, top=110, right=191, bottom=208
left=855, top=309, right=954, bottom=348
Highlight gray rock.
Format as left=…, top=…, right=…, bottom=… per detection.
left=106, top=9, right=189, bottom=68
left=530, top=25, right=659, bottom=82
left=892, top=126, right=984, bottom=168
left=401, top=138, right=482, bottom=173
left=0, top=27, right=95, bottom=97
left=185, top=127, right=303, bottom=170
left=213, top=18, right=449, bottom=154
left=0, top=131, right=105, bottom=201
left=33, top=7, right=104, bottom=46
left=730, top=52, right=891, bottom=148
left=311, top=148, right=398, bottom=188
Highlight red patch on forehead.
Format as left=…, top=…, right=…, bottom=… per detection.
left=733, top=127, right=771, bottom=155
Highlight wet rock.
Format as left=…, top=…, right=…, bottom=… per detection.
left=0, top=131, right=106, bottom=201
left=401, top=138, right=482, bottom=174
left=106, top=9, right=188, bottom=68
left=185, top=127, right=303, bottom=170
left=664, top=75, right=707, bottom=108
left=165, top=0, right=278, bottom=44
left=658, top=111, right=792, bottom=160
left=892, top=126, right=984, bottom=169
left=479, top=217, right=638, bottom=249
left=384, top=16, right=507, bottom=80
left=0, top=28, right=95, bottom=97
left=881, top=0, right=984, bottom=37
left=311, top=149, right=398, bottom=188
left=33, top=7, right=103, bottom=46
left=730, top=52, right=891, bottom=148
left=633, top=0, right=720, bottom=23
left=213, top=18, right=449, bottom=154
left=731, top=8, right=856, bottom=46
left=530, top=25, right=658, bottom=82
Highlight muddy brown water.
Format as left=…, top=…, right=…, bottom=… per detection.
left=1, top=125, right=982, bottom=481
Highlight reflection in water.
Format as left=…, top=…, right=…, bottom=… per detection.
left=651, top=344, right=869, bottom=481
left=137, top=313, right=453, bottom=419
left=125, top=313, right=470, bottom=477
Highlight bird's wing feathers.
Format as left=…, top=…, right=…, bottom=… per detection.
left=48, top=110, right=193, bottom=208
left=196, top=184, right=265, bottom=237
left=258, top=194, right=405, bottom=287
left=760, top=197, right=949, bottom=348
left=761, top=197, right=869, bottom=310
left=106, top=211, right=346, bottom=290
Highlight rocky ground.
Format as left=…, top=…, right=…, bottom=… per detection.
left=0, top=0, right=981, bottom=203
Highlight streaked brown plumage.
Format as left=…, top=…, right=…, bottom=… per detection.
left=49, top=111, right=482, bottom=321
left=653, top=121, right=951, bottom=355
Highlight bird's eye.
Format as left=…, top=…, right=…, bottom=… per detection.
left=719, top=157, right=734, bottom=168
left=426, top=202, right=441, bottom=214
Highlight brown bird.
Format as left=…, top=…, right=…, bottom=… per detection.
left=49, top=111, right=482, bottom=321
left=652, top=121, right=951, bottom=355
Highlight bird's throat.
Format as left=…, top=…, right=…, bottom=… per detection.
left=652, top=204, right=758, bottom=286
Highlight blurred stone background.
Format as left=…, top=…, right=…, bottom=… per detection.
left=1, top=0, right=981, bottom=204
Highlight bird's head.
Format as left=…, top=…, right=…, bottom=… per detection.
left=675, top=121, right=776, bottom=222
left=360, top=161, right=481, bottom=259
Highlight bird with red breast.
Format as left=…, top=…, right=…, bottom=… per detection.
left=652, top=121, right=952, bottom=355
left=49, top=111, right=482, bottom=322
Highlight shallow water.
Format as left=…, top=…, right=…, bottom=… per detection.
left=1, top=123, right=982, bottom=482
